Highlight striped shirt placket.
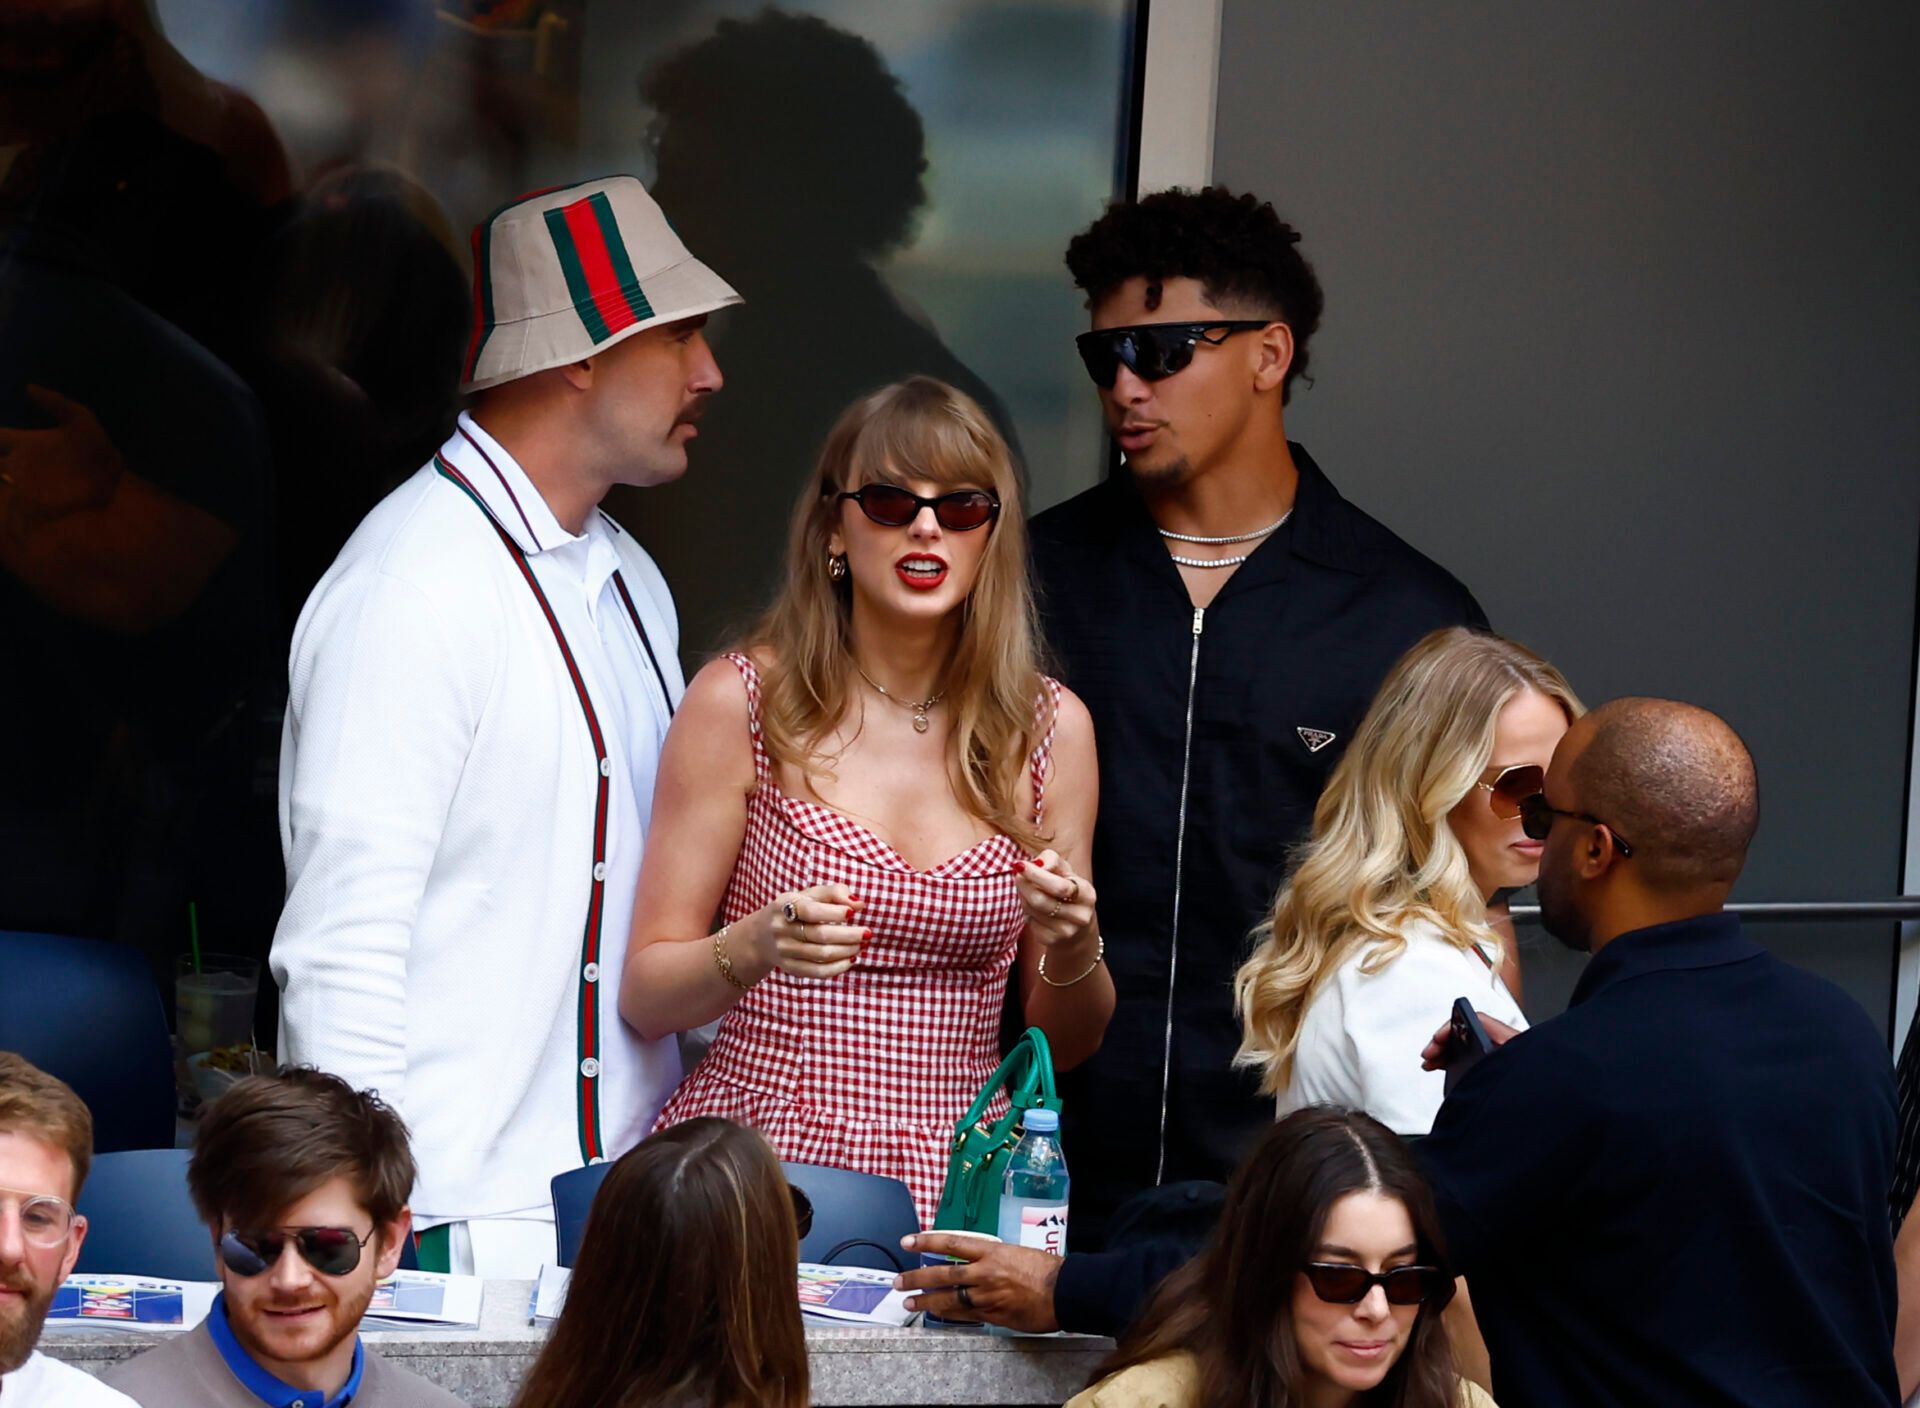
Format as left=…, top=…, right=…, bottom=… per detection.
left=433, top=454, right=622, bottom=1165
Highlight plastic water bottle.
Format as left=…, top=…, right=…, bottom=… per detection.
left=997, top=1108, right=1069, bottom=1255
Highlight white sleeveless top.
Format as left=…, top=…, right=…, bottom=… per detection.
left=1277, top=917, right=1527, bottom=1136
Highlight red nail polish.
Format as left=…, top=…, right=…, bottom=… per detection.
left=862, top=929, right=873, bottom=941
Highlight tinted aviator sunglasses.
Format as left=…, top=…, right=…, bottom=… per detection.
left=1476, top=764, right=1544, bottom=820
left=836, top=485, right=1000, bottom=532
left=1302, top=1262, right=1451, bottom=1307
left=1074, top=320, right=1272, bottom=387
left=219, top=1226, right=376, bottom=1278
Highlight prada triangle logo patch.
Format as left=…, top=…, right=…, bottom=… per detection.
left=1297, top=727, right=1337, bottom=754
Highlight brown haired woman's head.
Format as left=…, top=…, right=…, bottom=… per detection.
left=1097, top=1107, right=1457, bottom=1407
left=512, top=1118, right=808, bottom=1408
left=749, top=376, right=1050, bottom=852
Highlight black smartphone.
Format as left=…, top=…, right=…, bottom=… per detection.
left=1442, top=998, right=1496, bottom=1097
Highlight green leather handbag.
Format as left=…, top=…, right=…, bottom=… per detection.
left=931, top=1027, right=1062, bottom=1235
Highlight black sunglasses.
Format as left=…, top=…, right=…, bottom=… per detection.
left=1517, top=793, right=1636, bottom=857
left=789, top=1184, right=814, bottom=1240
left=1074, top=320, right=1272, bottom=387
left=1301, top=1262, right=1451, bottom=1307
left=219, top=1226, right=376, bottom=1278
left=836, top=485, right=1000, bottom=532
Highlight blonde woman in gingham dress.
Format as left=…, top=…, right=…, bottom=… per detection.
left=621, top=378, right=1113, bottom=1224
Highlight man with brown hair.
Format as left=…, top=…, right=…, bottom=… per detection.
left=0, top=1051, right=137, bottom=1405
left=105, top=1069, right=463, bottom=1408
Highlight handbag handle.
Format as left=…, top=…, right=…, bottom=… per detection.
left=954, top=1027, right=1059, bottom=1134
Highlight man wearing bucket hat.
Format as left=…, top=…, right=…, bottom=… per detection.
left=271, top=176, right=739, bottom=1278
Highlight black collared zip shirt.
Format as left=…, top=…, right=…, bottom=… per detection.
left=1031, top=445, right=1487, bottom=1242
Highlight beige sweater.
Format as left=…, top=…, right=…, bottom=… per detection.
left=102, top=1322, right=466, bottom=1408
left=1065, top=1351, right=1499, bottom=1408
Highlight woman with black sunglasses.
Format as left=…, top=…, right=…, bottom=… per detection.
left=1235, top=628, right=1580, bottom=1141
left=620, top=376, right=1111, bottom=1225
left=1071, top=1107, right=1492, bottom=1408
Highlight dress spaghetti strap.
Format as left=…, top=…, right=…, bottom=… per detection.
left=722, top=651, right=774, bottom=788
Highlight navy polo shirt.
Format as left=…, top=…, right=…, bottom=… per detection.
left=206, top=1293, right=365, bottom=1408
left=1419, top=912, right=1898, bottom=1407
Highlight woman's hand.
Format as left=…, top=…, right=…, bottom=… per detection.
left=1018, top=850, right=1097, bottom=949
left=737, top=884, right=867, bottom=983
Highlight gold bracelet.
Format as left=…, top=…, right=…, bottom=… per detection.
left=712, top=924, right=751, bottom=990
left=1038, top=934, right=1104, bottom=988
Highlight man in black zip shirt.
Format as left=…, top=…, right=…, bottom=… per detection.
left=1034, top=188, right=1488, bottom=1254
left=897, top=190, right=1489, bottom=1338
left=896, top=193, right=1489, bottom=1338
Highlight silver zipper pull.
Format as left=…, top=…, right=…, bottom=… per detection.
left=1191, top=607, right=1205, bottom=636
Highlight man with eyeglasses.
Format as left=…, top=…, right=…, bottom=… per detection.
left=0, top=1052, right=138, bottom=1405
left=272, top=176, right=740, bottom=1277
left=105, top=1068, right=463, bottom=1407
left=1028, top=187, right=1488, bottom=1266
left=1416, top=699, right=1898, bottom=1405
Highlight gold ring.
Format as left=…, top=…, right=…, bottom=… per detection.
left=1047, top=899, right=1064, bottom=919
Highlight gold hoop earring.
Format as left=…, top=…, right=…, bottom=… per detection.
left=827, top=553, right=848, bottom=582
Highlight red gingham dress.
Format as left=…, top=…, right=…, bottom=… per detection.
left=652, top=652, right=1061, bottom=1225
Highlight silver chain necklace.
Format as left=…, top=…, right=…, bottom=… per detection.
left=1157, top=509, right=1292, bottom=545
left=855, top=664, right=945, bottom=733
left=1162, top=508, right=1291, bottom=568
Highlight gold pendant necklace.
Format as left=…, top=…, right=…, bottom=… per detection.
left=854, top=664, right=945, bottom=733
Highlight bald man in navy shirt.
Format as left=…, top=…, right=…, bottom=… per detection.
left=1421, top=699, right=1897, bottom=1407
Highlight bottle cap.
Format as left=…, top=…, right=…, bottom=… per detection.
left=1023, top=1108, right=1059, bottom=1132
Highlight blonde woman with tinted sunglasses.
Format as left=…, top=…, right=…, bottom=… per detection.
left=1235, top=628, right=1581, bottom=1136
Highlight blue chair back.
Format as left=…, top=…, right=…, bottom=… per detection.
left=0, top=930, right=176, bottom=1153
left=550, top=1161, right=614, bottom=1268
left=72, top=1149, right=213, bottom=1280
left=783, top=1161, right=918, bottom=1272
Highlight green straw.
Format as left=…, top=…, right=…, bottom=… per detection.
left=189, top=901, right=203, bottom=974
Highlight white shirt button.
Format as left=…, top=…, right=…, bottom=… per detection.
left=599, top=757, right=612, bottom=777
left=582, top=962, right=600, bottom=983
left=592, top=862, right=607, bottom=882
left=580, top=1056, right=601, bottom=1078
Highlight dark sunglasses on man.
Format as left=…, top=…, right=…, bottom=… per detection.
left=1517, top=792, right=1636, bottom=857
left=1301, top=1261, right=1453, bottom=1308
left=1074, top=320, right=1273, bottom=388
left=836, top=484, right=999, bottom=532
left=219, top=1226, right=378, bottom=1278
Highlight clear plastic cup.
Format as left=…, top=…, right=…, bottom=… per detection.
left=175, top=954, right=262, bottom=1106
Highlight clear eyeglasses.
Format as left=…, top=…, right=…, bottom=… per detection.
left=2, top=1186, right=76, bottom=1247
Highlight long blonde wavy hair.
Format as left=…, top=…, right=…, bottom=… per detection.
left=744, top=376, right=1049, bottom=854
left=1234, top=628, right=1582, bottom=1095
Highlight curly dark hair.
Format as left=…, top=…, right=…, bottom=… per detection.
left=1065, top=186, right=1325, bottom=402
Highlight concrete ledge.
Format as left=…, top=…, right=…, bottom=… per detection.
left=39, top=1280, right=1113, bottom=1407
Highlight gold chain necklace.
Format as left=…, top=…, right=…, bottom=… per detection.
left=854, top=664, right=945, bottom=733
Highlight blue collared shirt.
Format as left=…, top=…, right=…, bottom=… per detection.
left=206, top=1293, right=366, bottom=1408
left=1420, top=912, right=1899, bottom=1407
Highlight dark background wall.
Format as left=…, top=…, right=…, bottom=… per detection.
left=1212, top=2, right=1920, bottom=1034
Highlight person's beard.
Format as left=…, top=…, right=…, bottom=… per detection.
left=0, top=1265, right=55, bottom=1374
left=1537, top=859, right=1591, bottom=954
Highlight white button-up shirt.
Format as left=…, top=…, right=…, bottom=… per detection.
left=1278, top=917, right=1529, bottom=1137
left=272, top=414, right=684, bottom=1225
